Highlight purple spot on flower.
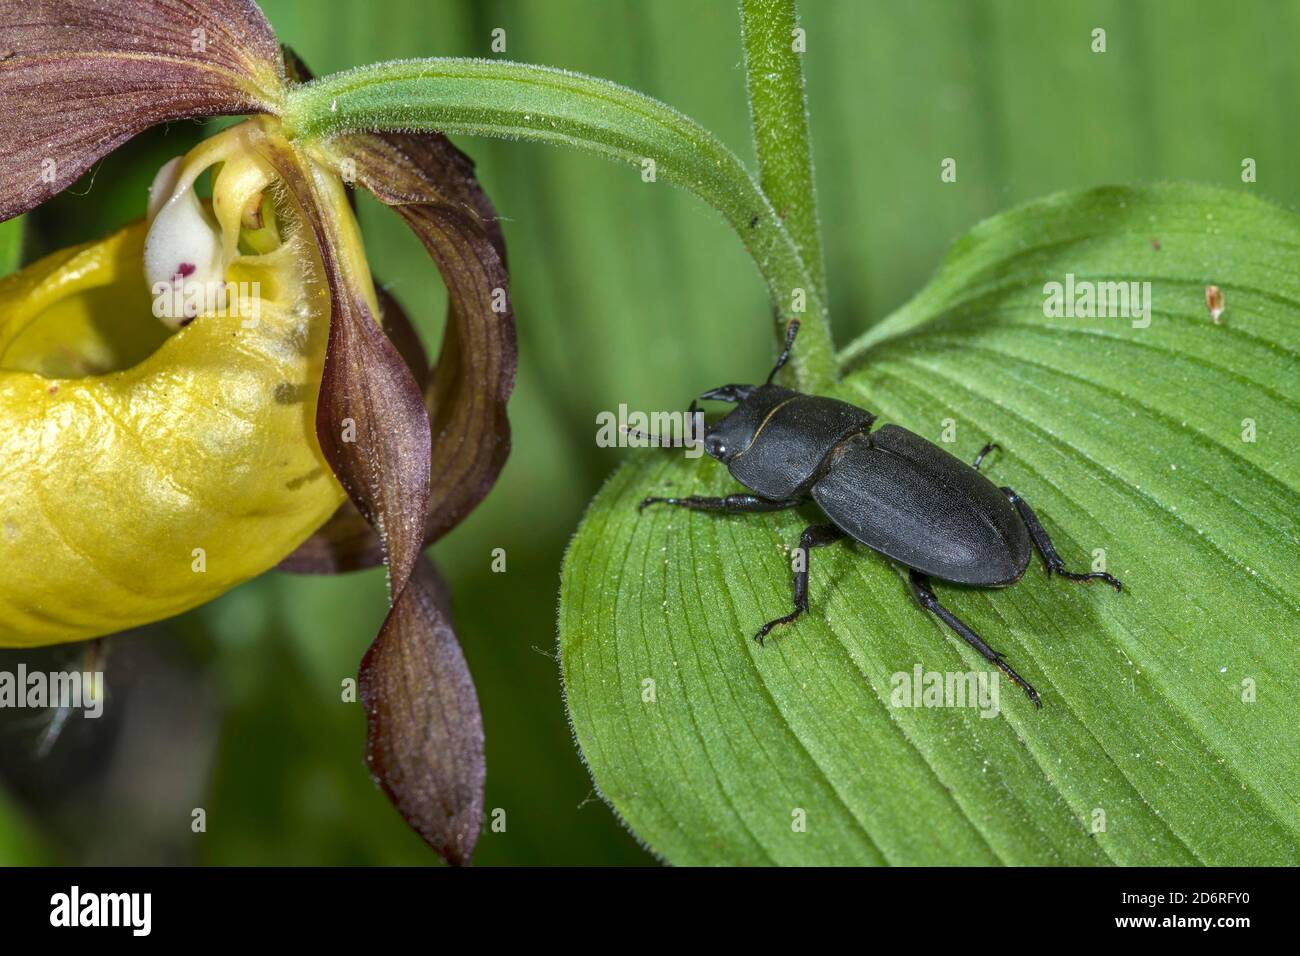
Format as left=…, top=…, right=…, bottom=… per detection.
left=179, top=317, right=195, bottom=327
left=175, top=262, right=197, bottom=278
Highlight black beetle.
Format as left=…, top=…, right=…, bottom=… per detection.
left=639, top=320, right=1122, bottom=706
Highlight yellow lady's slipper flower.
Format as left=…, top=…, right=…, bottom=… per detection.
left=0, top=123, right=346, bottom=646
left=0, top=0, right=517, bottom=865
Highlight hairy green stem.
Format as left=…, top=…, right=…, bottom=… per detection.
left=283, top=58, right=836, bottom=391
left=740, top=0, right=828, bottom=309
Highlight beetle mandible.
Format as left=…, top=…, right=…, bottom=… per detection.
left=639, top=319, right=1122, bottom=707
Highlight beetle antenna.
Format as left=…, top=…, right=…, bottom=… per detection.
left=765, top=318, right=801, bottom=385
left=621, top=402, right=704, bottom=448
left=621, top=425, right=678, bottom=445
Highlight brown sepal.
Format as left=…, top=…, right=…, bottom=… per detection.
left=0, top=0, right=285, bottom=220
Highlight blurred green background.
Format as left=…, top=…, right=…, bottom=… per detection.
left=2, top=0, right=1296, bottom=864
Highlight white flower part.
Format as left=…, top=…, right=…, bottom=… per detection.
left=146, top=157, right=183, bottom=221
left=144, top=157, right=226, bottom=330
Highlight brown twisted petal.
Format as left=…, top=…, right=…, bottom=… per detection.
left=376, top=284, right=434, bottom=393
left=262, top=137, right=488, bottom=865
left=360, top=556, right=485, bottom=867
left=278, top=287, right=426, bottom=575
left=282, top=131, right=516, bottom=571
left=260, top=137, right=432, bottom=594
left=0, top=0, right=284, bottom=221
left=329, top=132, right=516, bottom=546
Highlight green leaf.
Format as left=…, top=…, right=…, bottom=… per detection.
left=559, top=182, right=1300, bottom=865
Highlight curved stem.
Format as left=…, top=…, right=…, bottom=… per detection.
left=283, top=58, right=836, bottom=391
left=741, top=0, right=827, bottom=307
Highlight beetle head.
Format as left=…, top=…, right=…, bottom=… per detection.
left=699, top=383, right=795, bottom=463
left=695, top=318, right=803, bottom=463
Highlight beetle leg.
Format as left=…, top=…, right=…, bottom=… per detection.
left=907, top=570, right=1041, bottom=707
left=971, top=442, right=1000, bottom=471
left=1001, top=487, right=1123, bottom=592
left=763, top=317, right=800, bottom=385
left=754, top=523, right=845, bottom=645
left=638, top=493, right=801, bottom=513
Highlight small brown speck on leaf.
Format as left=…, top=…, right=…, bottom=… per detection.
left=1205, top=284, right=1225, bottom=324
left=1150, top=238, right=1161, bottom=251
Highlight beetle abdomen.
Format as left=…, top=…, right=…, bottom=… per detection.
left=811, top=426, right=1031, bottom=586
